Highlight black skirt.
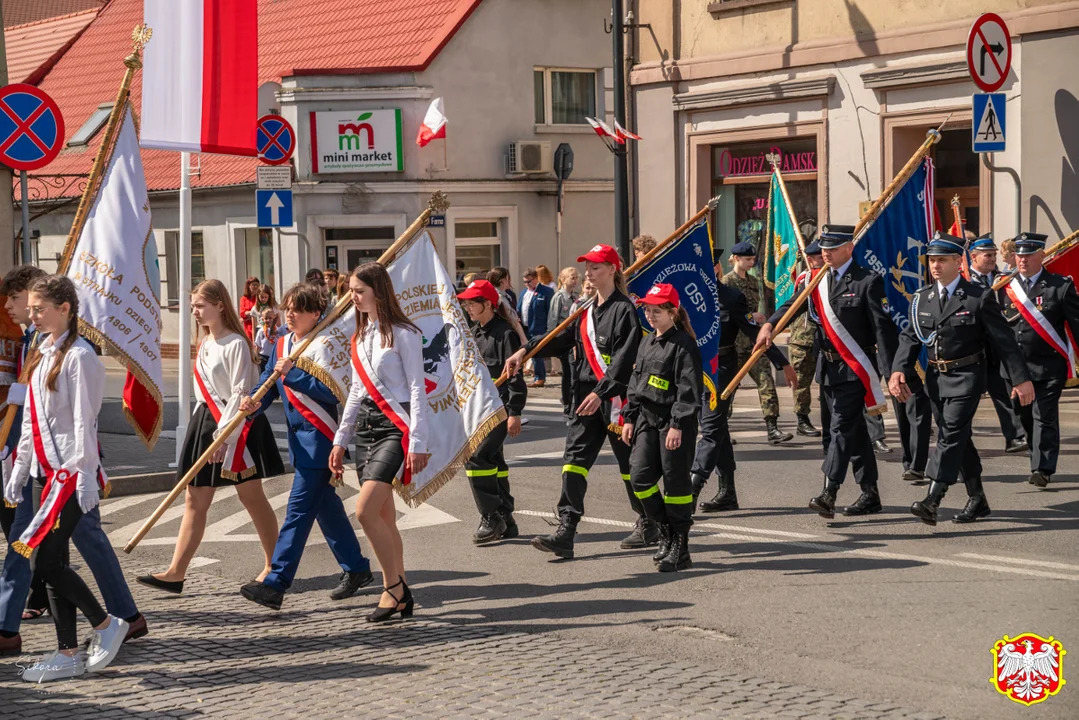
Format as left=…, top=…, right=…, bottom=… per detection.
left=180, top=404, right=285, bottom=488
left=353, top=398, right=408, bottom=484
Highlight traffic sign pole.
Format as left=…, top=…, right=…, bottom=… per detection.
left=19, top=171, right=30, bottom=263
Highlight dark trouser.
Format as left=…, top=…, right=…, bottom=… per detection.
left=559, top=353, right=575, bottom=414
left=865, top=410, right=885, bottom=443
left=630, top=419, right=698, bottom=533
left=1014, top=376, right=1064, bottom=475
left=926, top=393, right=982, bottom=487
left=467, top=420, right=514, bottom=516
left=987, top=356, right=1023, bottom=444
left=528, top=333, right=547, bottom=381
left=558, top=399, right=633, bottom=521
left=30, top=482, right=107, bottom=650
left=893, top=391, right=931, bottom=473
left=821, top=380, right=878, bottom=486
left=691, top=382, right=736, bottom=481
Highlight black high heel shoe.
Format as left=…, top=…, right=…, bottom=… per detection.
left=366, top=577, right=414, bottom=623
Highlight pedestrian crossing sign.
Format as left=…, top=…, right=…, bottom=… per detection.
left=972, top=93, right=1006, bottom=152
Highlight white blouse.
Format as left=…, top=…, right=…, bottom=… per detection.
left=333, top=321, right=429, bottom=454
left=195, top=332, right=260, bottom=443
left=10, top=332, right=104, bottom=492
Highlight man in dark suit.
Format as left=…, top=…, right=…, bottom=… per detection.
left=890, top=233, right=1034, bottom=525
left=755, top=225, right=898, bottom=520
left=998, top=231, right=1079, bottom=488
left=967, top=234, right=1028, bottom=454
left=518, top=267, right=555, bottom=388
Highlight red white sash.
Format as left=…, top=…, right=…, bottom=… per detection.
left=351, top=332, right=412, bottom=485
left=579, top=307, right=625, bottom=427
left=278, top=335, right=339, bottom=442
left=811, top=272, right=887, bottom=412
left=1005, top=277, right=1078, bottom=381
left=193, top=341, right=255, bottom=479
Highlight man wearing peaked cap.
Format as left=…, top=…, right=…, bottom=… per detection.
left=998, top=231, right=1079, bottom=488
left=816, top=224, right=856, bottom=248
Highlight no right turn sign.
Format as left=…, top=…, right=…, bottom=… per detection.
left=967, top=13, right=1012, bottom=93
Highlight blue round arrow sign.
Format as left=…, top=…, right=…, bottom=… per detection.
left=257, top=114, right=295, bottom=166
left=0, top=84, right=65, bottom=172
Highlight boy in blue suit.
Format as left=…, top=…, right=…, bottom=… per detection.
left=517, top=267, right=554, bottom=387
left=238, top=283, right=371, bottom=610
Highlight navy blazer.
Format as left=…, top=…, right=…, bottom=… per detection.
left=250, top=340, right=340, bottom=470
left=517, top=284, right=554, bottom=337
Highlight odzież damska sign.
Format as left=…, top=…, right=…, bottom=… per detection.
left=310, top=109, right=403, bottom=173
left=717, top=146, right=817, bottom=178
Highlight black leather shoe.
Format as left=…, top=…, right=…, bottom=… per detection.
left=809, top=481, right=840, bottom=519
left=329, top=569, right=375, bottom=600
left=0, top=633, right=21, bottom=657
left=136, top=574, right=184, bottom=595
left=953, top=495, right=991, bottom=523
left=657, top=530, right=691, bottom=572
left=842, top=488, right=882, bottom=516
left=240, top=581, right=283, bottom=610
left=902, top=469, right=927, bottom=484
left=796, top=413, right=821, bottom=437
left=1005, top=438, right=1029, bottom=454
left=911, top=481, right=948, bottom=526
left=872, top=439, right=892, bottom=454
left=620, top=517, right=660, bottom=549
left=1029, top=471, right=1050, bottom=488
left=531, top=516, right=576, bottom=559
left=473, top=513, right=508, bottom=544
left=501, top=513, right=519, bottom=539
left=652, top=524, right=672, bottom=563
left=766, top=417, right=793, bottom=445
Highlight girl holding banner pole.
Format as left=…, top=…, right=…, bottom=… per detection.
left=329, top=263, right=430, bottom=622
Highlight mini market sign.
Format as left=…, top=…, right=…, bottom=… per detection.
left=310, top=109, right=403, bottom=173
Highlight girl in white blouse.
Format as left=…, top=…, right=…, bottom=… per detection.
left=329, top=262, right=429, bottom=622
left=137, top=280, right=283, bottom=596
left=3, top=276, right=125, bottom=682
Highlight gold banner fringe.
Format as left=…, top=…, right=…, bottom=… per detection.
left=11, top=540, right=31, bottom=558
left=866, top=402, right=889, bottom=417
left=295, top=357, right=348, bottom=404
left=394, top=407, right=508, bottom=508
left=220, top=465, right=257, bottom=482
left=702, top=374, right=718, bottom=411
left=330, top=473, right=344, bottom=488
left=3, top=499, right=16, bottom=509
left=101, top=480, right=112, bottom=500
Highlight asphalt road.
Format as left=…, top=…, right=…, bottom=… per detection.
left=79, top=384, right=1079, bottom=719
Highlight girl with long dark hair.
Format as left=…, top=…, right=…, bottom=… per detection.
left=239, top=276, right=261, bottom=339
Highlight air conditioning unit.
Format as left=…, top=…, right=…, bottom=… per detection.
left=508, top=141, right=552, bottom=174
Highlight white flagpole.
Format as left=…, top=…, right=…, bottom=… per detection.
left=175, top=151, right=193, bottom=463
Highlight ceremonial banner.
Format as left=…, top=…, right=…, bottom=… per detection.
left=1046, top=239, right=1079, bottom=369
left=762, top=171, right=800, bottom=309
left=309, top=231, right=506, bottom=506
left=66, top=105, right=164, bottom=448
left=627, top=221, right=722, bottom=407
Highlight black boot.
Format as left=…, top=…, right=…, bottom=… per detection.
left=501, top=511, right=519, bottom=539
left=652, top=523, right=672, bottom=563
left=531, top=515, right=577, bottom=559
left=690, top=473, right=707, bottom=514
left=700, top=474, right=739, bottom=512
left=796, top=413, right=821, bottom=437
left=657, top=530, right=691, bottom=572
left=842, top=484, right=882, bottom=516
left=911, top=481, right=948, bottom=526
left=766, top=417, right=793, bottom=444
left=809, top=480, right=840, bottom=519
left=953, top=476, right=991, bottom=524
left=621, top=516, right=661, bottom=549
left=473, top=513, right=508, bottom=544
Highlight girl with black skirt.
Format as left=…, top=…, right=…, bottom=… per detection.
left=621, top=284, right=703, bottom=572
left=137, top=280, right=283, bottom=595
left=329, top=263, right=430, bottom=622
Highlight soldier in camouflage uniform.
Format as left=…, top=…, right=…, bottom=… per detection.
left=722, top=242, right=794, bottom=444
left=786, top=240, right=822, bottom=437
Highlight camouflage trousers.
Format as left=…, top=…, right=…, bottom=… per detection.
left=734, top=340, right=779, bottom=420
left=788, top=342, right=818, bottom=416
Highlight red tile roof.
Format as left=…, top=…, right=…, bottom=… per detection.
left=2, top=0, right=104, bottom=28
left=32, top=0, right=482, bottom=195
left=4, top=9, right=99, bottom=84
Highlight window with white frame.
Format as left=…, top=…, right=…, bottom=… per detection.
left=533, top=68, right=597, bottom=125
left=454, top=220, right=501, bottom=289
left=164, top=230, right=205, bottom=307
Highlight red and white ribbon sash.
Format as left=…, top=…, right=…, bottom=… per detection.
left=1005, top=278, right=1078, bottom=380
left=811, top=273, right=886, bottom=411
left=278, top=335, right=339, bottom=443
left=193, top=341, right=254, bottom=478
left=350, top=333, right=412, bottom=485
left=579, top=307, right=625, bottom=427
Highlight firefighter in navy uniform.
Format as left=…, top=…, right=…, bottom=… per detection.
left=890, top=233, right=1034, bottom=525
left=691, top=258, right=796, bottom=513
left=621, top=284, right=702, bottom=572
left=457, top=280, right=527, bottom=543
left=754, top=225, right=898, bottom=520
left=998, top=232, right=1079, bottom=488
left=505, top=244, right=647, bottom=559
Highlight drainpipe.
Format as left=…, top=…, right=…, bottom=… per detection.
left=981, top=152, right=1021, bottom=237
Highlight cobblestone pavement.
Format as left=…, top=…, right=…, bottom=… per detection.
left=1, top=573, right=945, bottom=719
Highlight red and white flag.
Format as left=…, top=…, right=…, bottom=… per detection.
left=416, top=98, right=447, bottom=147
left=141, top=0, right=258, bottom=155
left=586, top=116, right=622, bottom=144
left=614, top=120, right=641, bottom=142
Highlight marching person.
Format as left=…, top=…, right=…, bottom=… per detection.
left=457, top=280, right=526, bottom=543
left=692, top=257, right=796, bottom=513
left=138, top=280, right=283, bottom=596
left=0, top=267, right=147, bottom=659
left=724, top=242, right=793, bottom=445
left=330, top=263, right=429, bottom=622
left=622, top=284, right=702, bottom=572
left=999, top=232, right=1079, bottom=488
left=518, top=267, right=554, bottom=388
left=505, top=244, right=649, bottom=559
left=967, top=234, right=1028, bottom=455
left=787, top=241, right=822, bottom=438
left=755, top=225, right=898, bottom=520
left=3, top=276, right=127, bottom=681
left=238, top=283, right=373, bottom=610
left=890, top=233, right=1034, bottom=524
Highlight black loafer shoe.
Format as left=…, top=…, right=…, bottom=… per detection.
left=1005, top=438, right=1029, bottom=454
left=136, top=574, right=184, bottom=595
left=329, top=570, right=375, bottom=600
left=240, top=581, right=283, bottom=610
left=1029, top=471, right=1050, bottom=488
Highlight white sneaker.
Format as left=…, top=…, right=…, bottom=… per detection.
left=86, top=616, right=128, bottom=672
left=21, top=650, right=86, bottom=683
left=520, top=416, right=530, bottom=426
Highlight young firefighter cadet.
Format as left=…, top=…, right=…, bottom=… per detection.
left=457, top=280, right=527, bottom=544
left=621, top=284, right=702, bottom=572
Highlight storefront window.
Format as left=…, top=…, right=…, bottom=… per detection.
left=324, top=226, right=396, bottom=273
left=244, top=228, right=275, bottom=289
left=933, top=128, right=981, bottom=236
left=455, top=220, right=501, bottom=289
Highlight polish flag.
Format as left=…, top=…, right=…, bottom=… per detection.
left=614, top=120, right=642, bottom=142
left=586, top=116, right=622, bottom=143
left=416, top=98, right=447, bottom=147
left=140, top=0, right=258, bottom=156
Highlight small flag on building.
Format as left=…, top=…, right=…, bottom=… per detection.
left=416, top=98, right=447, bottom=147
left=614, top=120, right=641, bottom=142
left=586, top=116, right=621, bottom=143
